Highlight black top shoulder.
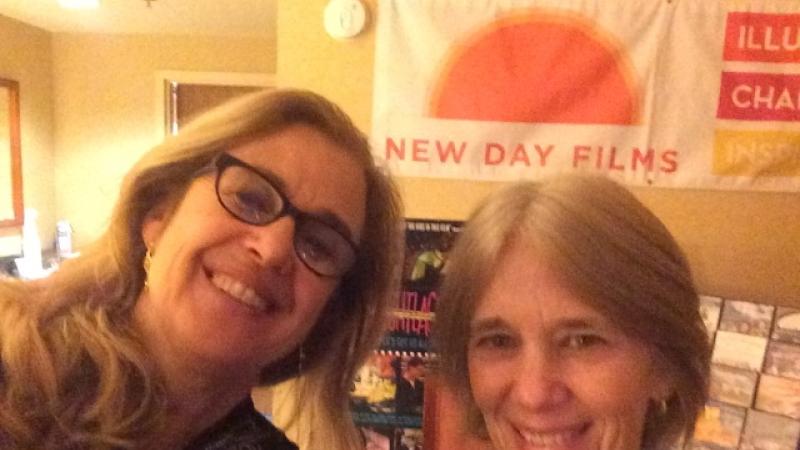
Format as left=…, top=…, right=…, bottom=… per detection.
left=183, top=397, right=298, bottom=450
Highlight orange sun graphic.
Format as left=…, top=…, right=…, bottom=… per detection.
left=429, top=10, right=640, bottom=125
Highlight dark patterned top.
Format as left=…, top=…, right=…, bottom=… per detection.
left=183, top=397, right=298, bottom=450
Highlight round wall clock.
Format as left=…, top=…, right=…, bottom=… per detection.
left=324, top=0, right=367, bottom=39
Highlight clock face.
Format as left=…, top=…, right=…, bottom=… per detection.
left=324, top=0, right=367, bottom=39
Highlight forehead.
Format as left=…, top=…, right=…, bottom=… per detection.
left=226, top=124, right=368, bottom=240
left=472, top=244, right=611, bottom=329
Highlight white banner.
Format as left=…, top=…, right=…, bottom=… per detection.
left=372, top=0, right=800, bottom=191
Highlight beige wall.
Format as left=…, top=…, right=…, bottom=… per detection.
left=52, top=33, right=275, bottom=247
left=0, top=15, right=55, bottom=252
left=277, top=0, right=800, bottom=307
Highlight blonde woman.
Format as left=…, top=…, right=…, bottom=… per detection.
left=0, top=89, right=403, bottom=450
left=435, top=175, right=711, bottom=450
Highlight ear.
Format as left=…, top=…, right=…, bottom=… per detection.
left=650, top=360, right=676, bottom=402
left=141, top=202, right=170, bottom=250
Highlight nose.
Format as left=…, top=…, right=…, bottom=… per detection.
left=510, top=348, right=571, bottom=412
left=246, top=215, right=296, bottom=274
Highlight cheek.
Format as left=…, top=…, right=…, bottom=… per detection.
left=468, top=353, right=502, bottom=412
left=293, top=272, right=338, bottom=316
left=148, top=237, right=194, bottom=297
left=582, top=378, right=649, bottom=416
left=574, top=358, right=656, bottom=420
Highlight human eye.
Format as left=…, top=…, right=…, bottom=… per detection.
left=218, top=165, right=283, bottom=222
left=471, top=332, right=516, bottom=351
left=228, top=188, right=275, bottom=221
left=295, top=222, right=351, bottom=275
left=560, top=333, right=606, bottom=350
left=297, top=232, right=337, bottom=262
left=484, top=334, right=514, bottom=348
left=232, top=189, right=268, bottom=211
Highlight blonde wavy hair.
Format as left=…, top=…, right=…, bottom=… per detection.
left=0, top=89, right=403, bottom=450
left=434, top=175, right=711, bottom=450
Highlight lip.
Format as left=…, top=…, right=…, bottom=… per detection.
left=514, top=422, right=590, bottom=449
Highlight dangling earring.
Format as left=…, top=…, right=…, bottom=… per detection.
left=657, top=397, right=668, bottom=416
left=298, top=344, right=306, bottom=374
left=143, top=246, right=154, bottom=288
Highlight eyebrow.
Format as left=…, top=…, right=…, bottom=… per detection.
left=469, top=316, right=602, bottom=335
left=306, top=209, right=358, bottom=243
left=236, top=156, right=358, bottom=243
left=553, top=318, right=599, bottom=330
left=469, top=317, right=509, bottom=335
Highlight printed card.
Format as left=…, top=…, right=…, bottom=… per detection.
left=712, top=330, right=768, bottom=372
left=402, top=220, right=462, bottom=290
left=754, top=374, right=800, bottom=420
left=709, top=364, right=759, bottom=408
left=692, top=402, right=746, bottom=449
left=351, top=350, right=430, bottom=429
left=352, top=351, right=399, bottom=418
left=772, top=307, right=800, bottom=345
left=718, top=300, right=775, bottom=338
left=386, top=288, right=436, bottom=354
left=763, top=340, right=800, bottom=381
left=739, top=410, right=800, bottom=450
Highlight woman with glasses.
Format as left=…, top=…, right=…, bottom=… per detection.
left=434, top=175, right=711, bottom=450
left=0, top=89, right=403, bottom=450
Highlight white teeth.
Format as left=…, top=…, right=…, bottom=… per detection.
left=210, top=272, right=267, bottom=311
left=520, top=429, right=577, bottom=447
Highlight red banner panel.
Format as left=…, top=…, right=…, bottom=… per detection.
left=724, top=12, right=800, bottom=63
left=717, top=71, right=800, bottom=121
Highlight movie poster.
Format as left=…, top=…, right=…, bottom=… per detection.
left=350, top=219, right=462, bottom=450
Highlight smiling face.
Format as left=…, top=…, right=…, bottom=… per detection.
left=134, top=124, right=366, bottom=386
left=467, top=243, right=671, bottom=450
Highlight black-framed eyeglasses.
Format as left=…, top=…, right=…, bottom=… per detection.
left=213, top=153, right=358, bottom=278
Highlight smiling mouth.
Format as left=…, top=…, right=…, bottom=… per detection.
left=517, top=423, right=588, bottom=448
left=209, top=272, right=270, bottom=312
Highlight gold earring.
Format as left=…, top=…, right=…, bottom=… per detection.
left=298, top=344, right=306, bottom=374
left=143, top=247, right=154, bottom=288
left=657, top=398, right=668, bottom=416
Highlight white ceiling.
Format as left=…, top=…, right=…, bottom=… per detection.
left=0, top=0, right=276, bottom=38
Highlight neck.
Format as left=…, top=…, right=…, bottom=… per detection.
left=144, top=343, right=258, bottom=448
left=132, top=295, right=261, bottom=447
left=165, top=362, right=254, bottom=419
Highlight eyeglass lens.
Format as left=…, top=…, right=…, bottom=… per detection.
left=215, top=161, right=356, bottom=277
